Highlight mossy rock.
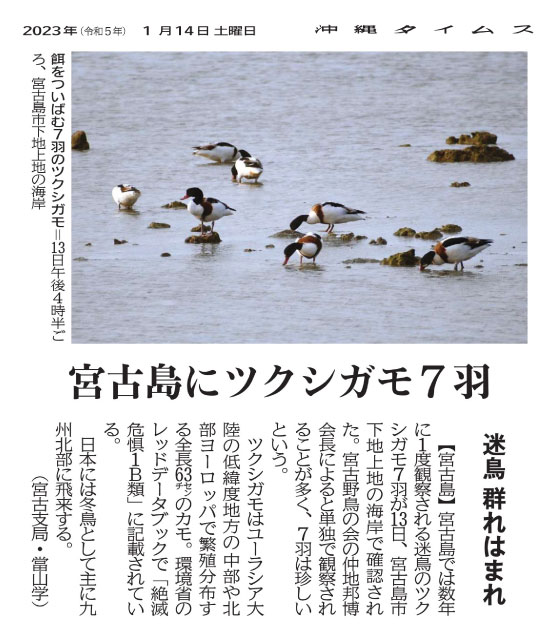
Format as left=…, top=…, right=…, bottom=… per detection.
left=74, top=256, right=88, bottom=261
left=398, top=144, right=411, bottom=147
left=148, top=222, right=170, bottom=229
left=114, top=238, right=127, bottom=245
left=446, top=131, right=498, bottom=145
left=438, top=224, right=463, bottom=233
left=161, top=201, right=188, bottom=209
left=185, top=232, right=221, bottom=244
left=342, top=258, right=381, bottom=264
left=191, top=224, right=211, bottom=233
left=270, top=229, right=303, bottom=238
left=381, top=249, right=420, bottom=267
left=415, top=229, right=443, bottom=240
left=71, top=130, right=90, bottom=150
left=461, top=131, right=498, bottom=145
left=265, top=244, right=275, bottom=249
left=394, top=227, right=416, bottom=237
left=369, top=237, right=388, bottom=245
left=427, top=145, right=514, bottom=162
left=354, top=234, right=368, bottom=240
left=450, top=181, right=471, bottom=187
left=324, top=232, right=356, bottom=243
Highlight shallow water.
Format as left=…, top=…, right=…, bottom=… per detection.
left=72, top=52, right=527, bottom=343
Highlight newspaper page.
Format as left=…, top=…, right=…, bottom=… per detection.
left=3, top=0, right=556, bottom=636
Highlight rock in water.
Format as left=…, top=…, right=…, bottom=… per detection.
left=450, top=181, right=471, bottom=187
left=185, top=232, right=221, bottom=244
left=394, top=227, right=416, bottom=237
left=446, top=131, right=498, bottom=145
left=428, top=145, right=514, bottom=162
left=161, top=201, right=188, bottom=209
left=148, top=222, right=171, bottom=229
left=381, top=249, right=420, bottom=267
left=342, top=258, right=381, bottom=264
left=72, top=130, right=90, bottom=150
left=270, top=229, right=303, bottom=238
left=415, top=229, right=443, bottom=240
left=191, top=224, right=211, bottom=233
left=438, top=224, right=463, bottom=233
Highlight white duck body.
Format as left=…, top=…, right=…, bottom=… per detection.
left=112, top=184, right=141, bottom=209
left=291, top=202, right=366, bottom=232
left=180, top=187, right=235, bottom=234
left=186, top=198, right=234, bottom=223
left=192, top=142, right=239, bottom=163
left=232, top=150, right=263, bottom=183
left=420, top=236, right=493, bottom=270
left=298, top=235, right=321, bottom=258
left=310, top=202, right=365, bottom=225
left=283, top=232, right=323, bottom=265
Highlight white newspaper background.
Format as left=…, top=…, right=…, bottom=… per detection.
left=3, top=0, right=557, bottom=636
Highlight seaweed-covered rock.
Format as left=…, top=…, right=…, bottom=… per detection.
left=339, top=233, right=356, bottom=242
left=85, top=242, right=92, bottom=246
left=270, top=229, right=303, bottom=239
left=394, top=227, right=416, bottom=237
left=398, top=144, right=411, bottom=147
left=161, top=252, right=171, bottom=257
left=161, top=201, right=188, bottom=209
left=354, top=235, right=368, bottom=241
left=265, top=244, right=275, bottom=249
left=74, top=256, right=88, bottom=261
left=450, top=181, right=471, bottom=187
left=148, top=222, right=170, bottom=229
left=381, top=249, right=420, bottom=267
left=324, top=232, right=359, bottom=243
left=369, top=237, right=388, bottom=245
left=114, top=238, right=127, bottom=245
left=415, top=229, right=443, bottom=240
left=342, top=258, right=381, bottom=264
left=72, top=130, right=90, bottom=150
left=185, top=232, right=221, bottom=244
left=428, top=145, right=514, bottom=162
left=446, top=131, right=498, bottom=145
left=438, top=224, right=463, bottom=233
left=191, top=224, right=211, bottom=233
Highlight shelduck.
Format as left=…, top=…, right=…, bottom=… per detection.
left=112, top=184, right=141, bottom=209
left=283, top=233, right=323, bottom=265
left=180, top=187, right=235, bottom=234
left=290, top=202, right=366, bottom=233
left=420, top=236, right=493, bottom=270
left=192, top=142, right=239, bottom=163
left=231, top=150, right=263, bottom=183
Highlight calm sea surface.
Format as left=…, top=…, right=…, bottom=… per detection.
left=72, top=52, right=527, bottom=343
